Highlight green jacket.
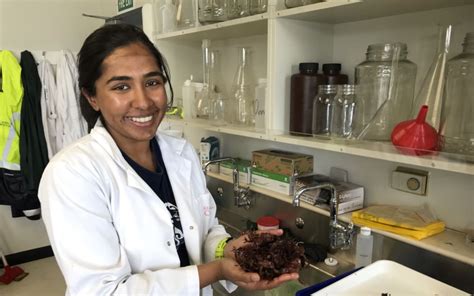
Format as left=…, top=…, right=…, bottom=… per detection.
left=0, top=50, right=23, bottom=170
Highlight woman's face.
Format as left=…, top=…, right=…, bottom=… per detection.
left=85, top=42, right=167, bottom=149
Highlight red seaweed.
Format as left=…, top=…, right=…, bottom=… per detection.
left=234, top=231, right=306, bottom=280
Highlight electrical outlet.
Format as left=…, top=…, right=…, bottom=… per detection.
left=391, top=166, right=428, bottom=195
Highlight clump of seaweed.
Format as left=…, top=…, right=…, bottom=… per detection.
left=234, top=231, right=306, bottom=280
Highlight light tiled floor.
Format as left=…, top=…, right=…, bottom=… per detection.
left=0, top=257, right=66, bottom=296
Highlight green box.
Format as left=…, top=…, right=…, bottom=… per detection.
left=118, top=0, right=133, bottom=11
left=251, top=167, right=294, bottom=195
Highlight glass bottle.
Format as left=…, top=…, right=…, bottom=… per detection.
left=176, top=0, right=196, bottom=29
left=249, top=0, right=267, bottom=15
left=355, top=43, right=417, bottom=141
left=254, top=78, right=267, bottom=130
left=231, top=47, right=255, bottom=126
left=198, top=0, right=227, bottom=24
left=440, top=32, right=474, bottom=158
left=290, top=63, right=327, bottom=136
left=331, top=84, right=357, bottom=138
left=160, top=0, right=177, bottom=33
left=196, top=39, right=215, bottom=119
left=227, top=0, right=250, bottom=20
left=312, top=85, right=337, bottom=136
left=323, top=63, right=348, bottom=85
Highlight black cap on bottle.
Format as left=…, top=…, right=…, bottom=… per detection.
left=322, top=63, right=342, bottom=74
left=299, top=63, right=319, bottom=74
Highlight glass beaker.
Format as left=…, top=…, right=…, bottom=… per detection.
left=198, top=0, right=227, bottom=24
left=231, top=47, right=255, bottom=126
left=355, top=43, right=417, bottom=141
left=227, top=0, right=250, bottom=19
left=250, top=0, right=267, bottom=15
left=332, top=84, right=357, bottom=138
left=312, top=85, right=337, bottom=136
left=440, top=32, right=474, bottom=158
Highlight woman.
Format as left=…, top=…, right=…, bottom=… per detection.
left=38, top=24, right=298, bottom=295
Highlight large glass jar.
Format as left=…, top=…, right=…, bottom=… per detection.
left=440, top=32, right=474, bottom=158
left=285, top=0, right=321, bottom=8
left=198, top=0, right=227, bottom=24
left=227, top=0, right=250, bottom=19
left=250, top=0, right=267, bottom=15
left=354, top=43, right=417, bottom=141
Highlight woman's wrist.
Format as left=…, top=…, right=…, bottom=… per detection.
left=215, top=237, right=233, bottom=259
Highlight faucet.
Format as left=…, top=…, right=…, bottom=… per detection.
left=203, top=157, right=251, bottom=208
left=293, top=183, right=355, bottom=250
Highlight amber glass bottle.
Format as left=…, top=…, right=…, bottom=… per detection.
left=290, top=63, right=327, bottom=136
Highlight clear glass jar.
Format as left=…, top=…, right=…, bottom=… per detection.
left=312, top=85, right=337, bottom=136
left=355, top=43, right=417, bottom=141
left=440, top=32, right=474, bottom=158
left=198, top=0, right=227, bottom=24
left=227, top=0, right=250, bottom=19
left=231, top=47, right=255, bottom=125
left=331, top=84, right=357, bottom=138
left=249, top=0, right=267, bottom=15
left=285, top=0, right=321, bottom=8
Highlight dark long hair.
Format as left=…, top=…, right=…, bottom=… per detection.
left=78, top=24, right=174, bottom=131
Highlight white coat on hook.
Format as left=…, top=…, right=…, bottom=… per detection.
left=38, top=58, right=58, bottom=158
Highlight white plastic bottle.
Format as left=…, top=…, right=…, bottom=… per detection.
left=160, top=0, right=177, bottom=34
left=355, top=227, right=373, bottom=268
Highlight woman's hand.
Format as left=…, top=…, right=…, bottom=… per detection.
left=223, top=229, right=284, bottom=259
left=219, top=257, right=299, bottom=291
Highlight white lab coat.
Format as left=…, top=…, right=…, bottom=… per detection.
left=39, top=121, right=235, bottom=295
left=55, top=50, right=88, bottom=151
left=38, top=58, right=58, bottom=158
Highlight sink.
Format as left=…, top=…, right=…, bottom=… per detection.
left=213, top=210, right=334, bottom=296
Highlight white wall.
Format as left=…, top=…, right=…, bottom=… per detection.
left=0, top=0, right=115, bottom=254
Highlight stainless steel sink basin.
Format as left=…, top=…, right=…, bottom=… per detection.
left=213, top=210, right=334, bottom=296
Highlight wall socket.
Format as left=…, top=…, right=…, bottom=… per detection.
left=391, top=166, right=429, bottom=195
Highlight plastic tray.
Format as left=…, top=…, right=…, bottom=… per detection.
left=308, top=260, right=468, bottom=295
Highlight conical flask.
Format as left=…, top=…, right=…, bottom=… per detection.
left=231, top=47, right=255, bottom=126
left=411, top=25, right=452, bottom=131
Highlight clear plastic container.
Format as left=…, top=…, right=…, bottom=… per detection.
left=312, top=85, right=337, bottom=136
left=440, top=32, right=474, bottom=158
left=355, top=43, right=417, bottom=141
left=331, top=84, right=357, bottom=138
left=198, top=0, right=227, bottom=24
left=355, top=227, right=373, bottom=268
left=249, top=0, right=267, bottom=15
left=231, top=47, right=255, bottom=125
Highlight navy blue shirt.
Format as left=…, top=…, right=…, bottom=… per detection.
left=121, top=138, right=190, bottom=267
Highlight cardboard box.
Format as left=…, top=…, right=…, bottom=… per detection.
left=251, top=167, right=294, bottom=195
left=219, top=159, right=251, bottom=184
left=295, top=174, right=364, bottom=214
left=252, top=149, right=313, bottom=176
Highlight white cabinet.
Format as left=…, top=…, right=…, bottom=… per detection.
left=145, top=0, right=474, bottom=264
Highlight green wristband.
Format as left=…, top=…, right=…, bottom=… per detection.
left=215, top=237, right=232, bottom=259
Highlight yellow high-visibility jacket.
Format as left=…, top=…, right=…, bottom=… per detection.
left=0, top=50, right=23, bottom=170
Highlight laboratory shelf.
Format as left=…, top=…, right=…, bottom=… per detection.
left=207, top=171, right=474, bottom=266
left=155, top=13, right=268, bottom=42
left=275, top=0, right=473, bottom=24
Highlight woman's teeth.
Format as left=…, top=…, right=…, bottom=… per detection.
left=129, top=115, right=153, bottom=123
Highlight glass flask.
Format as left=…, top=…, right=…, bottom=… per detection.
left=285, top=0, right=321, bottom=9
left=231, top=47, right=255, bottom=126
left=440, top=32, right=474, bottom=158
left=195, top=40, right=215, bottom=119
left=331, top=84, right=357, bottom=138
left=249, top=0, right=267, bottom=15
left=254, top=78, right=267, bottom=130
left=312, top=85, right=337, bottom=136
left=176, top=0, right=196, bottom=29
left=227, top=0, right=250, bottom=19
left=355, top=43, right=417, bottom=141
left=198, top=0, right=227, bottom=24
left=208, top=50, right=228, bottom=126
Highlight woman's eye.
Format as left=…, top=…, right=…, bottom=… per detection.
left=146, top=79, right=163, bottom=87
left=112, top=84, right=129, bottom=91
